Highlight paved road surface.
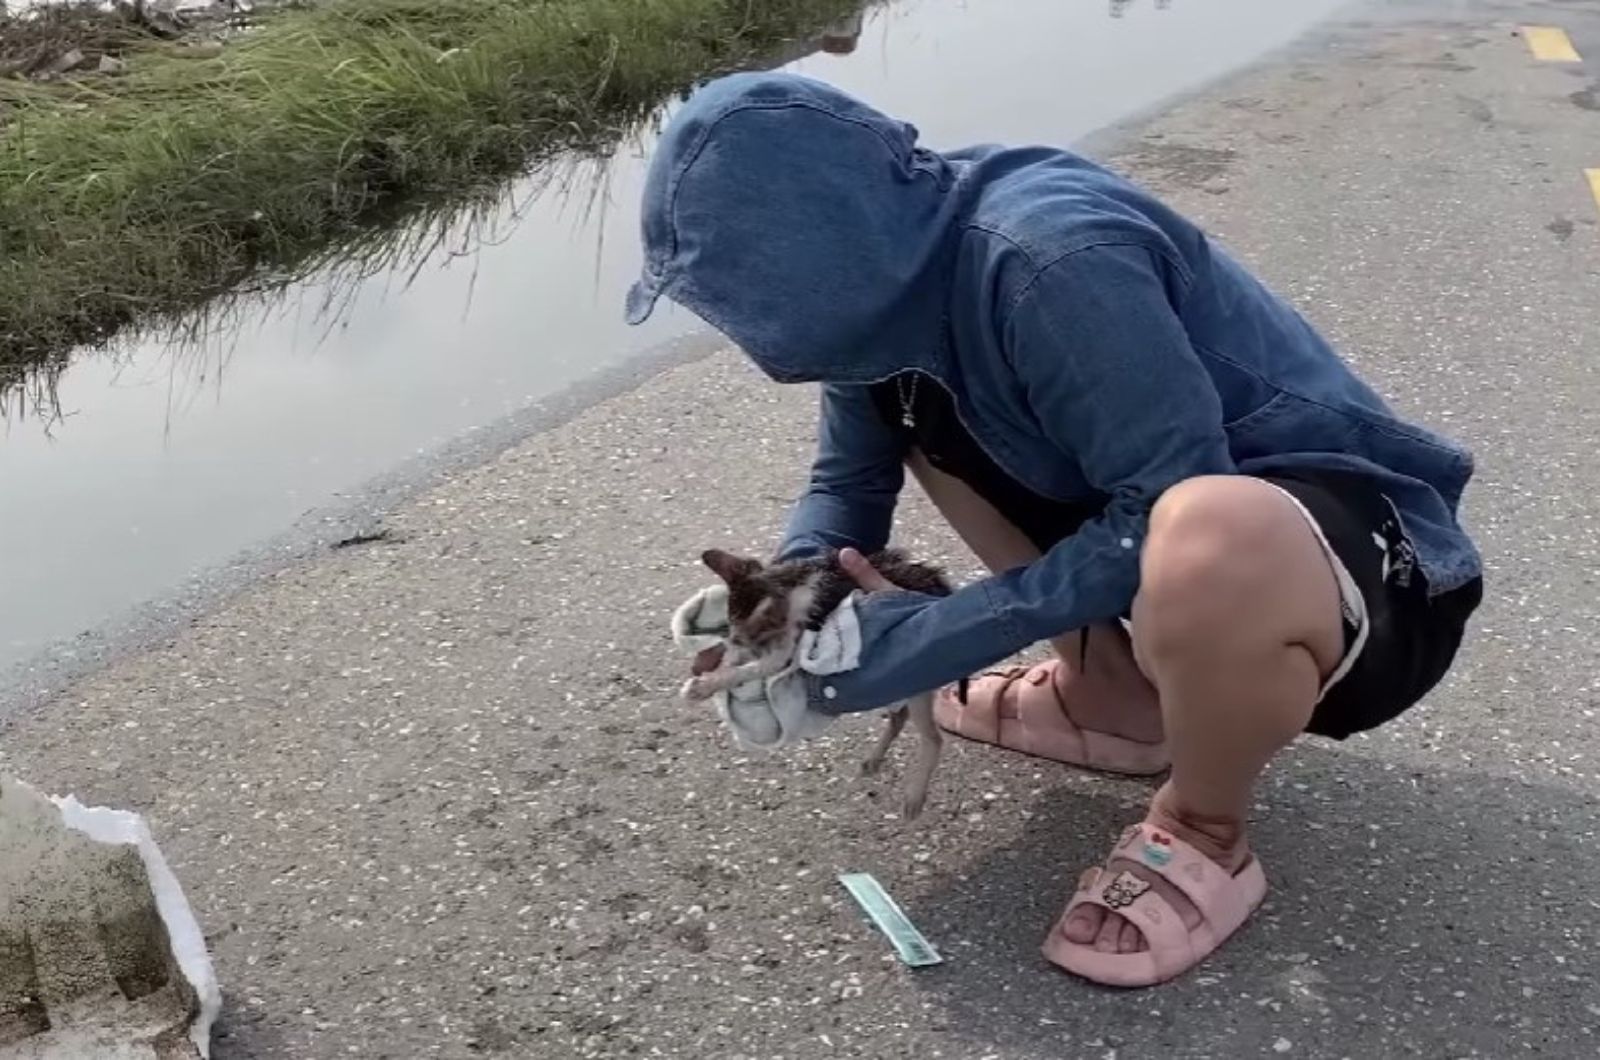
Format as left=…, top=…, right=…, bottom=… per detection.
left=3, top=1, right=1599, bottom=1056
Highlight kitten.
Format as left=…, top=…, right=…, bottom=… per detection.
left=682, top=547, right=953, bottom=819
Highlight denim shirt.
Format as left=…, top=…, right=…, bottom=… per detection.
left=627, top=72, right=1480, bottom=714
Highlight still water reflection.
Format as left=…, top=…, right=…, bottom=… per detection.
left=0, top=0, right=1345, bottom=676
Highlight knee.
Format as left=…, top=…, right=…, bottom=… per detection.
left=1132, top=476, right=1290, bottom=657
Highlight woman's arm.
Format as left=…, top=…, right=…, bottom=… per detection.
left=776, top=382, right=908, bottom=561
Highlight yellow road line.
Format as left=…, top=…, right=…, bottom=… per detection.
left=1522, top=25, right=1582, bottom=62
left=1587, top=169, right=1600, bottom=218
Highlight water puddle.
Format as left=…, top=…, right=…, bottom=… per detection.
left=0, top=0, right=1346, bottom=676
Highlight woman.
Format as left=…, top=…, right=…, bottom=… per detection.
left=626, top=72, right=1481, bottom=987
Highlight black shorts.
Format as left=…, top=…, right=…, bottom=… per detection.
left=1261, top=468, right=1483, bottom=739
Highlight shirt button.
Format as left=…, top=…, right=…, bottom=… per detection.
left=823, top=686, right=838, bottom=700
left=1120, top=537, right=1135, bottom=549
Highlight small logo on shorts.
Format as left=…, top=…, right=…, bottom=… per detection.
left=1373, top=496, right=1417, bottom=588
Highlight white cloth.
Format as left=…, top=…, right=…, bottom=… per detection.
left=670, top=584, right=864, bottom=750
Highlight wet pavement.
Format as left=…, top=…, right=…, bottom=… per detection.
left=3, top=0, right=1600, bottom=1057
left=0, top=0, right=1344, bottom=681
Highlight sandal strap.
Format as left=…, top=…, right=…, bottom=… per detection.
left=947, top=665, right=1036, bottom=741
left=970, top=663, right=1032, bottom=687
left=1068, top=868, right=1191, bottom=954
left=966, top=661, right=1058, bottom=700
left=1045, top=825, right=1270, bottom=985
left=1110, top=823, right=1259, bottom=932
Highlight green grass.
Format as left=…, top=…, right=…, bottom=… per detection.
left=0, top=0, right=866, bottom=391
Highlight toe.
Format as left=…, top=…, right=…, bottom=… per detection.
left=1118, top=918, right=1145, bottom=954
left=1059, top=868, right=1105, bottom=943
left=1061, top=904, right=1103, bottom=944
left=1093, top=912, right=1125, bottom=953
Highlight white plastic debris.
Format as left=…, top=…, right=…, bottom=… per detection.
left=0, top=776, right=220, bottom=1059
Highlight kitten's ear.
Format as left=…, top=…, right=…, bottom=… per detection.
left=702, top=549, right=761, bottom=584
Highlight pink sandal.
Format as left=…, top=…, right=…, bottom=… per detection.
left=1042, top=823, right=1268, bottom=987
left=934, top=662, right=1169, bottom=775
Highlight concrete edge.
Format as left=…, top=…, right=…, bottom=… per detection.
left=0, top=330, right=726, bottom=723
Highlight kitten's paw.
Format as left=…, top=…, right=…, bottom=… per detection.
left=900, top=789, right=927, bottom=821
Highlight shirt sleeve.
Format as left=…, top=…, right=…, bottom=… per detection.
left=809, top=243, right=1237, bottom=712
left=776, top=383, right=907, bottom=562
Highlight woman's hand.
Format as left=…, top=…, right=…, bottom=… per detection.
left=839, top=548, right=897, bottom=592
left=821, top=548, right=947, bottom=714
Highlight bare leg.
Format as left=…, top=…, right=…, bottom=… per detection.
left=1058, top=476, right=1345, bottom=953
left=1045, top=625, right=1163, bottom=743
left=906, top=451, right=1162, bottom=743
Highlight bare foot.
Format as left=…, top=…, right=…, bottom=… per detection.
left=938, top=628, right=1165, bottom=749
left=1058, top=784, right=1250, bottom=954
left=1050, top=628, right=1164, bottom=744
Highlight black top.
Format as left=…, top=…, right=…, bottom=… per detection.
left=868, top=372, right=1108, bottom=551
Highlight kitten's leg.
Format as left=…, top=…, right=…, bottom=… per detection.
left=735, top=651, right=792, bottom=681
left=681, top=664, right=738, bottom=701
left=681, top=652, right=789, bottom=701
left=859, top=706, right=908, bottom=777
left=901, top=693, right=944, bottom=820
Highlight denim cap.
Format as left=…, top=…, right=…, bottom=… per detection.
left=624, top=72, right=964, bottom=383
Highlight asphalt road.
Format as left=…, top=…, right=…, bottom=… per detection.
left=4, top=1, right=1600, bottom=1057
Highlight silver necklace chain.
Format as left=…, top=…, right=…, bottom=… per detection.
left=895, top=371, right=919, bottom=429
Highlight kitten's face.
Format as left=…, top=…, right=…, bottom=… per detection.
left=702, top=549, right=793, bottom=654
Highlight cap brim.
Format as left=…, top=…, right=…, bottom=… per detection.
left=624, top=277, right=661, bottom=325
